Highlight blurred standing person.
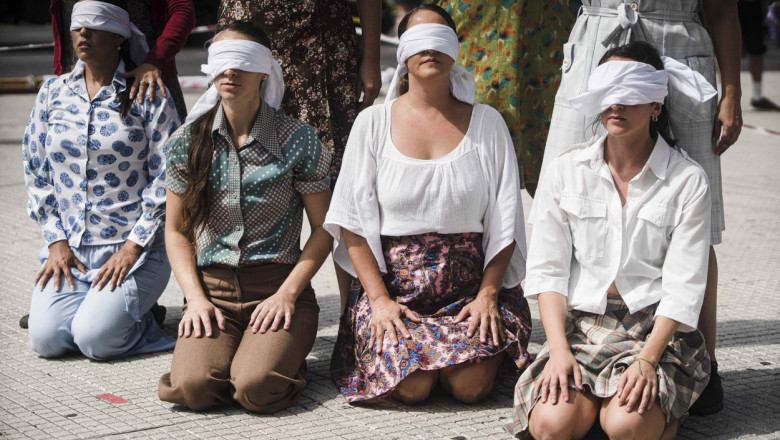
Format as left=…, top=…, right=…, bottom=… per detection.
left=537, top=0, right=743, bottom=416
left=218, top=0, right=382, bottom=311
left=739, top=0, right=780, bottom=110
left=425, top=0, right=574, bottom=196
left=218, top=0, right=381, bottom=184
left=51, top=0, right=195, bottom=121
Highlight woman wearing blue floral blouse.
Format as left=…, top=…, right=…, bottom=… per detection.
left=22, top=0, right=180, bottom=360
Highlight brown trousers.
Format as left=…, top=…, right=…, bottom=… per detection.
left=158, top=263, right=319, bottom=413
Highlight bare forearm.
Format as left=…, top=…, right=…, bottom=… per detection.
left=538, top=291, right=571, bottom=354
left=356, top=0, right=381, bottom=63
left=165, top=227, right=206, bottom=302
left=275, top=225, right=332, bottom=301
left=638, top=316, right=680, bottom=365
left=703, top=0, right=742, bottom=99
left=478, top=242, right=515, bottom=298
left=342, top=227, right=389, bottom=302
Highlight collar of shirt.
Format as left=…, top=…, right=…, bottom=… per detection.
left=211, top=100, right=284, bottom=162
left=573, top=134, right=672, bottom=183
left=64, top=60, right=129, bottom=102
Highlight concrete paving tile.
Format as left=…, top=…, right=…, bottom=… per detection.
left=1, top=72, right=780, bottom=440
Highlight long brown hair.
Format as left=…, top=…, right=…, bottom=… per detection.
left=179, top=21, right=272, bottom=241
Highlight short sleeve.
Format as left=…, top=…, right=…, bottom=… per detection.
left=292, top=125, right=331, bottom=194
left=655, top=169, right=711, bottom=332
left=165, top=125, right=191, bottom=195
left=523, top=157, right=574, bottom=298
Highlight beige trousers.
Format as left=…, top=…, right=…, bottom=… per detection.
left=158, top=263, right=319, bottom=413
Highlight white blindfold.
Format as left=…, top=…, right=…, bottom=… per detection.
left=569, top=57, right=717, bottom=116
left=185, top=39, right=285, bottom=125
left=70, top=1, right=149, bottom=67
left=386, top=23, right=475, bottom=104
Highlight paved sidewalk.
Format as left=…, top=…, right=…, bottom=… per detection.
left=1, top=73, right=779, bottom=439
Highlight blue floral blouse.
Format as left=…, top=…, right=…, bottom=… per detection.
left=22, top=60, right=180, bottom=248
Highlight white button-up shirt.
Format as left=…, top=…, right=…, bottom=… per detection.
left=22, top=61, right=180, bottom=248
left=526, top=136, right=711, bottom=332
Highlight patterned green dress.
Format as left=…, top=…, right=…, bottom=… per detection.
left=426, top=0, right=573, bottom=189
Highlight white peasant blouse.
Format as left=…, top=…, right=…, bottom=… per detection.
left=323, top=101, right=527, bottom=288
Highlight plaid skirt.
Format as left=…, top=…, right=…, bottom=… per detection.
left=506, top=296, right=710, bottom=437
left=331, top=232, right=533, bottom=402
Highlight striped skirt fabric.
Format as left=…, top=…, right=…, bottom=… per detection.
left=506, top=296, right=710, bottom=437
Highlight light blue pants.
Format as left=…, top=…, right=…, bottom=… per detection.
left=28, top=234, right=176, bottom=360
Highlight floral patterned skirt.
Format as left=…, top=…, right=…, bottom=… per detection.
left=331, top=232, right=532, bottom=402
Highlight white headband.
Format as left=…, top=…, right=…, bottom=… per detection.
left=569, top=57, right=717, bottom=116
left=386, top=23, right=475, bottom=104
left=185, top=39, right=285, bottom=125
left=70, top=1, right=149, bottom=67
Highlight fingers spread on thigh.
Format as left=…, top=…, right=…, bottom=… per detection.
left=479, top=316, right=488, bottom=344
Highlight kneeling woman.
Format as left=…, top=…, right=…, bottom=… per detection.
left=507, top=41, right=716, bottom=439
left=157, top=22, right=332, bottom=413
left=23, top=0, right=180, bottom=360
left=325, top=5, right=532, bottom=405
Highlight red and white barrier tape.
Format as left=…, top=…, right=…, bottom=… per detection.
left=0, top=42, right=54, bottom=52
left=742, top=123, right=780, bottom=137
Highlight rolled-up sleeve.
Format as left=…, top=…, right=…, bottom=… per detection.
left=524, top=159, right=573, bottom=298
left=655, top=173, right=711, bottom=332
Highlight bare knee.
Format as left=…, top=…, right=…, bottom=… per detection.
left=440, top=356, right=503, bottom=404
left=528, top=391, right=600, bottom=440
left=528, top=406, right=583, bottom=440
left=391, top=370, right=437, bottom=405
left=601, top=416, right=643, bottom=440
left=447, top=372, right=495, bottom=403
left=601, top=410, right=664, bottom=440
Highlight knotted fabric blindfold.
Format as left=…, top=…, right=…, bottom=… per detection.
left=185, top=39, right=285, bottom=125
left=386, top=23, right=475, bottom=104
left=569, top=57, right=717, bottom=116
left=70, top=1, right=149, bottom=68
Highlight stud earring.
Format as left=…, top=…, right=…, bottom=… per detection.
left=651, top=115, right=658, bottom=122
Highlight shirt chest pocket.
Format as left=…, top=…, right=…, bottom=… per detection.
left=635, top=204, right=682, bottom=261
left=560, top=195, right=608, bottom=258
